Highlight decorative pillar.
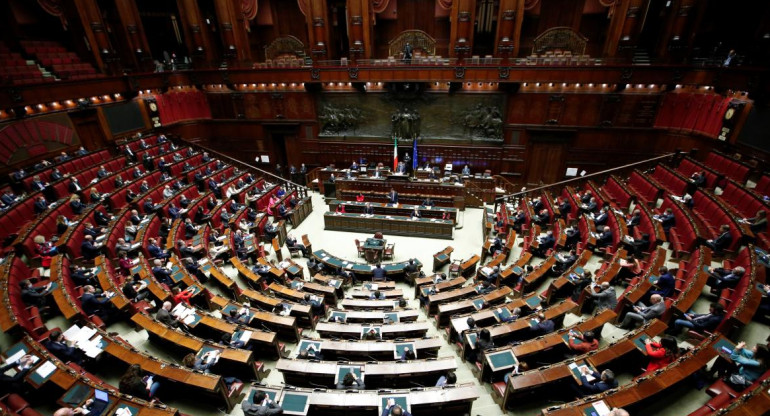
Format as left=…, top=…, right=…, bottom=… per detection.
left=602, top=0, right=634, bottom=57
left=177, top=0, right=216, bottom=66
left=657, top=0, right=699, bottom=59
left=495, top=0, right=524, bottom=59
left=449, top=0, right=477, bottom=60
left=306, top=0, right=331, bottom=59
left=214, top=0, right=253, bottom=65
left=115, top=0, right=152, bottom=71
left=347, top=0, right=373, bottom=60
left=72, top=0, right=116, bottom=74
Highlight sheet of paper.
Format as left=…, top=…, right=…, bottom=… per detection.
left=591, top=400, right=611, bottom=416
left=240, top=330, right=252, bottom=342
left=5, top=350, right=26, bottom=365
left=35, top=360, right=57, bottom=378
left=62, top=325, right=82, bottom=341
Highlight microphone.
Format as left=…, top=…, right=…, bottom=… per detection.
left=409, top=381, right=427, bottom=389
left=280, top=381, right=296, bottom=390
left=365, top=355, right=378, bottom=363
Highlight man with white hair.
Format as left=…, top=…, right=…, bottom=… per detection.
left=591, top=281, right=618, bottom=311
left=156, top=301, right=179, bottom=328
left=618, top=294, right=666, bottom=329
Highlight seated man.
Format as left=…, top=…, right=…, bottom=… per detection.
left=151, top=259, right=174, bottom=286
left=571, top=368, right=617, bottom=398
left=623, top=233, right=650, bottom=257
left=552, top=249, right=577, bottom=275
left=302, top=294, right=325, bottom=317
left=147, top=238, right=170, bottom=260
left=529, top=312, right=555, bottom=336
left=707, top=266, right=745, bottom=291
left=646, top=266, right=675, bottom=300
left=243, top=390, right=283, bottom=416
left=705, top=224, right=732, bottom=254
left=618, top=294, right=666, bottom=329
left=532, top=208, right=550, bottom=226
left=372, top=263, right=386, bottom=281
left=336, top=371, right=365, bottom=390
left=80, top=235, right=102, bottom=261
left=381, top=398, right=412, bottom=416
left=670, top=302, right=725, bottom=335
left=531, top=230, right=555, bottom=257
left=42, top=330, right=83, bottom=365
left=593, top=206, right=609, bottom=226
left=80, top=285, right=113, bottom=323
left=595, top=226, right=613, bottom=249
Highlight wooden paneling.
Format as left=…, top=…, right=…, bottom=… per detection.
left=373, top=0, right=451, bottom=58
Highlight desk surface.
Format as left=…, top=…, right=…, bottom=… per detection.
left=312, top=249, right=422, bottom=275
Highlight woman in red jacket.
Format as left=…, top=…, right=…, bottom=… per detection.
left=644, top=335, right=679, bottom=373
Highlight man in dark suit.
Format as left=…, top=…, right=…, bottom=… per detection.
left=30, top=175, right=48, bottom=192
left=364, top=203, right=375, bottom=215
left=533, top=208, right=550, bottom=226
left=143, top=198, right=160, bottom=214
left=530, top=312, right=555, bottom=336
left=147, top=238, right=170, bottom=260
left=658, top=208, right=676, bottom=235
left=114, top=175, right=125, bottom=188
left=156, top=301, right=180, bottom=328
left=670, top=302, right=724, bottom=335
left=532, top=230, right=556, bottom=257
left=558, top=199, right=572, bottom=218
left=81, top=285, right=113, bottom=322
left=34, top=196, right=48, bottom=215
left=571, top=368, right=617, bottom=398
left=42, top=330, right=83, bottom=365
left=0, top=191, right=17, bottom=206
left=123, top=145, right=136, bottom=162
left=596, top=226, right=613, bottom=249
left=184, top=218, right=198, bottom=239
left=50, top=168, right=63, bottom=181
left=68, top=178, right=82, bottom=194
left=128, top=210, right=142, bottom=226
left=388, top=188, right=398, bottom=204
left=208, top=178, right=222, bottom=199
left=96, top=165, right=110, bottom=179
left=705, top=224, right=732, bottom=253
left=81, top=235, right=102, bottom=260
left=707, top=266, right=745, bottom=290
left=132, top=167, right=144, bottom=179
left=20, top=279, right=51, bottom=307
left=152, top=259, right=174, bottom=286
left=372, top=263, right=387, bottom=281
left=580, top=197, right=598, bottom=214
left=647, top=266, right=675, bottom=300
left=626, top=210, right=641, bottom=232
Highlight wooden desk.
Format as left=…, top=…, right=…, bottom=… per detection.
left=276, top=357, right=457, bottom=388
left=502, top=319, right=668, bottom=408
left=340, top=298, right=401, bottom=310
left=415, top=276, right=466, bottom=298
left=312, top=249, right=422, bottom=279
left=325, top=212, right=454, bottom=239
left=350, top=288, right=404, bottom=299
left=294, top=337, right=440, bottom=362
left=237, top=286, right=314, bottom=328
left=246, top=383, right=478, bottom=416
left=131, top=312, right=258, bottom=381
left=327, top=309, right=419, bottom=323
left=328, top=200, right=458, bottom=224
left=207, top=295, right=299, bottom=344
left=315, top=321, right=431, bottom=340
left=433, top=246, right=454, bottom=272
left=436, top=287, right=513, bottom=327
left=540, top=334, right=726, bottom=416
left=427, top=285, right=480, bottom=314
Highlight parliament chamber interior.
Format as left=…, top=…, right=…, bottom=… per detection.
left=1, top=0, right=770, bottom=415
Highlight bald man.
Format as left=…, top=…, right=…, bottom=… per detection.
left=618, top=294, right=666, bottom=329
left=608, top=409, right=630, bottom=416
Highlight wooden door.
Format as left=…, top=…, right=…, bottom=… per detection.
left=525, top=135, right=569, bottom=186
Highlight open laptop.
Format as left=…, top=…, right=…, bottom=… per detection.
left=86, top=389, right=110, bottom=415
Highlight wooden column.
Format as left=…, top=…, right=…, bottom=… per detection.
left=114, top=0, right=152, bottom=71
left=72, top=0, right=115, bottom=74
left=657, top=0, right=699, bottom=59
left=449, top=0, right=477, bottom=60
left=495, top=0, right=524, bottom=59
left=602, top=0, right=633, bottom=57
left=346, top=0, right=373, bottom=60
left=177, top=0, right=216, bottom=66
left=306, top=0, right=330, bottom=60
left=214, top=0, right=253, bottom=65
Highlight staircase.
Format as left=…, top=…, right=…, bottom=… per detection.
left=632, top=48, right=651, bottom=65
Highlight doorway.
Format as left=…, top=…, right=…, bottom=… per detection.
left=524, top=131, right=572, bottom=186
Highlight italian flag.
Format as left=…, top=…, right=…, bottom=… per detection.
left=393, top=136, right=398, bottom=171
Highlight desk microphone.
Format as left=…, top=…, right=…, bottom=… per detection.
left=366, top=355, right=378, bottom=362
left=409, top=381, right=427, bottom=389
left=280, top=381, right=296, bottom=390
